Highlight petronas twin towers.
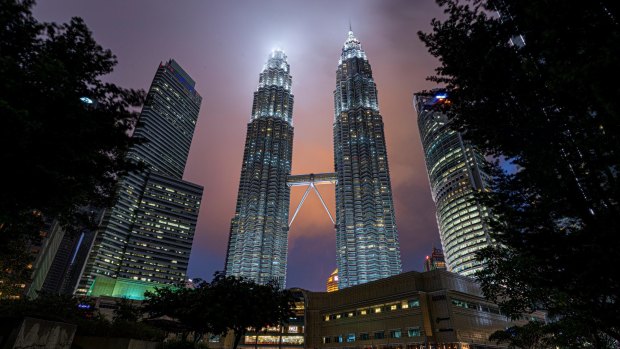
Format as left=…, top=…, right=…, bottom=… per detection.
left=225, top=30, right=401, bottom=289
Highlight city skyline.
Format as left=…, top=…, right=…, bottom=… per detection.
left=33, top=0, right=446, bottom=291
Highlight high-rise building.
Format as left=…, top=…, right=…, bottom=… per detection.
left=225, top=50, right=294, bottom=288
left=333, top=30, right=401, bottom=288
left=424, top=247, right=447, bottom=272
left=77, top=60, right=203, bottom=296
left=326, top=269, right=339, bottom=292
left=414, top=91, right=492, bottom=276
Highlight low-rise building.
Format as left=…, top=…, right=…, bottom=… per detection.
left=302, top=269, right=544, bottom=349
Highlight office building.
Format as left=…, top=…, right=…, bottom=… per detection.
left=424, top=247, right=447, bottom=272
left=304, top=270, right=544, bottom=349
left=414, top=91, right=492, bottom=276
left=326, top=269, right=339, bottom=293
left=225, top=50, right=294, bottom=288
left=77, top=60, right=203, bottom=296
left=213, top=270, right=544, bottom=349
left=333, top=30, right=401, bottom=288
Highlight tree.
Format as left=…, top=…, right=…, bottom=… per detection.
left=113, top=298, right=143, bottom=323
left=145, top=272, right=294, bottom=349
left=419, top=0, right=620, bottom=344
left=0, top=0, right=144, bottom=297
left=208, top=272, right=293, bottom=349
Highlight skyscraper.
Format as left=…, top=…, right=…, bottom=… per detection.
left=225, top=50, right=294, bottom=288
left=326, top=268, right=339, bottom=292
left=77, top=60, right=203, bottom=296
left=333, top=30, right=402, bottom=288
left=424, top=247, right=447, bottom=272
left=414, top=91, right=492, bottom=276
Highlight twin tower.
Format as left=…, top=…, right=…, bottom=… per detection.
left=225, top=30, right=401, bottom=289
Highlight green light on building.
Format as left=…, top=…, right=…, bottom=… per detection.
left=87, top=276, right=174, bottom=300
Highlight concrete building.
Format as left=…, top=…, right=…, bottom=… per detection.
left=218, top=270, right=543, bottom=349
left=326, top=269, right=339, bottom=293
left=303, top=270, right=544, bottom=349
left=424, top=247, right=447, bottom=272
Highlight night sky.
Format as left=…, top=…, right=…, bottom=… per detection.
left=34, top=0, right=446, bottom=291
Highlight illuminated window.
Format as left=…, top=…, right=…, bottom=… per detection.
left=390, top=304, right=398, bottom=311
left=360, top=309, right=368, bottom=315
left=390, top=329, right=402, bottom=338
left=347, top=333, right=355, bottom=342
left=374, top=307, right=381, bottom=313
left=408, top=328, right=421, bottom=337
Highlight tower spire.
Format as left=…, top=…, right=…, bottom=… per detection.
left=349, top=18, right=352, bottom=32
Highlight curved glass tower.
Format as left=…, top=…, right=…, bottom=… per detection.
left=225, top=50, right=294, bottom=288
left=333, top=31, right=402, bottom=288
left=414, top=91, right=492, bottom=276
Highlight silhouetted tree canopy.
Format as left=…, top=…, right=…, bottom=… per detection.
left=420, top=0, right=619, bottom=345
left=0, top=0, right=144, bottom=297
left=143, top=273, right=293, bottom=349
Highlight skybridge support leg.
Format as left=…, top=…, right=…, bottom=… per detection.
left=289, top=185, right=312, bottom=228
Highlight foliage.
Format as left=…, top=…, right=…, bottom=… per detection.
left=113, top=297, right=143, bottom=323
left=144, top=283, right=212, bottom=344
left=419, top=0, right=620, bottom=344
left=489, top=321, right=550, bottom=349
left=144, top=272, right=294, bottom=349
left=0, top=292, right=95, bottom=322
left=0, top=293, right=164, bottom=341
left=208, top=272, right=294, bottom=349
left=0, top=0, right=144, bottom=297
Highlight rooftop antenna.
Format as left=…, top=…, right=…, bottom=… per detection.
left=349, top=18, right=352, bottom=32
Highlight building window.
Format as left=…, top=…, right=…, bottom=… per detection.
left=324, top=315, right=329, bottom=321
left=360, top=309, right=368, bottom=315
left=390, top=304, right=398, bottom=311
left=347, top=333, right=355, bottom=342
left=322, top=337, right=331, bottom=344
left=335, top=336, right=343, bottom=343
left=374, top=307, right=382, bottom=314
left=408, top=299, right=420, bottom=307
left=407, top=328, right=421, bottom=337
left=390, top=329, right=402, bottom=338
left=359, top=333, right=370, bottom=341
left=374, top=331, right=385, bottom=340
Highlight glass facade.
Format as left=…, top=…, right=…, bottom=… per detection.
left=414, top=92, right=492, bottom=276
left=333, top=30, right=401, bottom=288
left=225, top=50, right=294, bottom=288
left=77, top=60, right=203, bottom=295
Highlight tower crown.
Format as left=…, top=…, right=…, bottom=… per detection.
left=340, top=30, right=367, bottom=64
left=253, top=49, right=294, bottom=124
